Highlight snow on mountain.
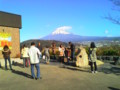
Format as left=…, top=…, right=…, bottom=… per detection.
left=52, top=26, right=71, bottom=35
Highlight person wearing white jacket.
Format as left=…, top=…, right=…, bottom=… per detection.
left=21, top=45, right=29, bottom=68
left=28, top=42, right=42, bottom=80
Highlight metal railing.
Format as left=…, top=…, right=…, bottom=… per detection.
left=97, top=56, right=120, bottom=65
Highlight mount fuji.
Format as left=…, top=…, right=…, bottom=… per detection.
left=41, top=26, right=120, bottom=42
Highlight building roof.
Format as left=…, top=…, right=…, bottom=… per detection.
left=0, top=11, right=22, bottom=29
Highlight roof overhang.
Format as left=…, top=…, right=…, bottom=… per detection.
left=0, top=11, right=22, bottom=29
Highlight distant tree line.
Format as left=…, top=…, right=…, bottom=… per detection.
left=21, top=40, right=120, bottom=56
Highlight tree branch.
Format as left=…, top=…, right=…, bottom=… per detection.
left=105, top=14, right=120, bottom=25
left=104, top=0, right=120, bottom=25
left=110, top=0, right=120, bottom=7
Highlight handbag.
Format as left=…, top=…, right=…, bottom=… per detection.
left=64, top=57, right=67, bottom=63
left=43, top=55, right=45, bottom=59
left=89, top=61, right=92, bottom=65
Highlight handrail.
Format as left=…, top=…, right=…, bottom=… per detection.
left=97, top=56, right=120, bottom=61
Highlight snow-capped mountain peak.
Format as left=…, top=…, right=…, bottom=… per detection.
left=52, top=26, right=71, bottom=35
left=52, top=29, right=70, bottom=35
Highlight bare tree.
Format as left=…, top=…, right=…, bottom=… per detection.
left=105, top=0, right=120, bottom=25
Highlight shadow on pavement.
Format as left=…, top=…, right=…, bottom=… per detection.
left=0, top=66, right=12, bottom=70
left=12, top=62, right=24, bottom=68
left=59, top=65, right=90, bottom=73
left=108, top=87, right=120, bottom=90
left=0, top=66, right=5, bottom=70
left=99, top=63, right=120, bottom=75
left=12, top=69, right=32, bottom=79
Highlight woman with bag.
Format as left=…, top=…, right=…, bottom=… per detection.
left=89, top=42, right=98, bottom=73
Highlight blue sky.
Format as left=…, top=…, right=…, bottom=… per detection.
left=0, top=0, right=120, bottom=42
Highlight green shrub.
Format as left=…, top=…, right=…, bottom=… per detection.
left=85, top=45, right=120, bottom=56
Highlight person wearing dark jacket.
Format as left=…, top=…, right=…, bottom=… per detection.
left=69, top=42, right=75, bottom=61
left=37, top=42, right=42, bottom=52
left=2, top=45, right=12, bottom=70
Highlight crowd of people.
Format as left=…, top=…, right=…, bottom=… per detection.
left=0, top=41, right=98, bottom=80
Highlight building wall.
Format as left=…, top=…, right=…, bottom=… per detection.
left=0, top=26, right=20, bottom=58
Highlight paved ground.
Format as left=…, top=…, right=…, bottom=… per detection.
left=0, top=58, right=120, bottom=90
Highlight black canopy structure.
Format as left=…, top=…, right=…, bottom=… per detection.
left=0, top=11, right=22, bottom=29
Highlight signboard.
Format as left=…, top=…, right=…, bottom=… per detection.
left=0, top=33, right=12, bottom=50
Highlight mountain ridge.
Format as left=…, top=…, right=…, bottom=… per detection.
left=41, top=33, right=120, bottom=42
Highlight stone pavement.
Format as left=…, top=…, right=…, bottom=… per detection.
left=0, top=58, right=120, bottom=90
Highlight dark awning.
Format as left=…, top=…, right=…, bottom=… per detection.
left=0, top=11, right=22, bottom=29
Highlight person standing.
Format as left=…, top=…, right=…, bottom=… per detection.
left=89, top=42, right=98, bottom=73
left=52, top=42, right=56, bottom=60
left=37, top=42, right=42, bottom=51
left=2, top=45, right=12, bottom=70
left=21, top=45, right=29, bottom=68
left=0, top=61, right=1, bottom=68
left=20, top=46, right=24, bottom=59
left=58, top=44, right=65, bottom=63
left=44, top=46, right=50, bottom=64
left=28, top=42, right=42, bottom=80
left=64, top=47, right=69, bottom=64
left=37, top=42, right=42, bottom=63
left=68, top=42, right=75, bottom=61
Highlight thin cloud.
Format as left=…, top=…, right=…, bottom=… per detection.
left=105, top=30, right=109, bottom=34
left=105, top=30, right=113, bottom=37
left=107, top=35, right=113, bottom=37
